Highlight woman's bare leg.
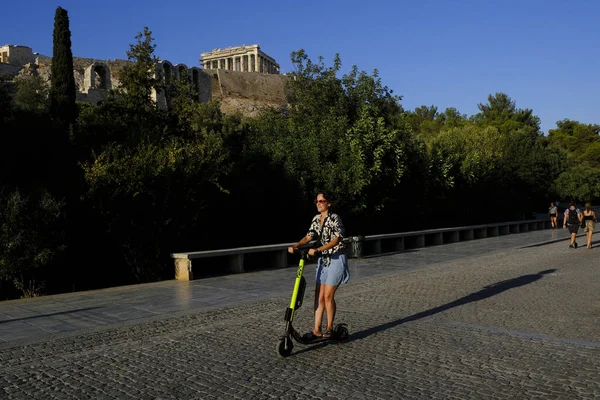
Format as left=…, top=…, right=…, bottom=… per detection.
left=313, top=284, right=326, bottom=335
left=322, top=284, right=338, bottom=335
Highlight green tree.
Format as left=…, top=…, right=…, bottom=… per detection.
left=548, top=119, right=600, bottom=167
left=14, top=75, right=49, bottom=112
left=249, top=50, right=425, bottom=231
left=429, top=125, right=504, bottom=190
left=117, top=26, right=161, bottom=108
left=496, top=130, right=565, bottom=212
left=405, top=105, right=440, bottom=139
left=0, top=189, right=65, bottom=298
left=0, top=74, right=14, bottom=112
left=437, top=107, right=468, bottom=129
left=405, top=106, right=467, bottom=144
left=49, top=6, right=76, bottom=126
left=473, top=93, right=540, bottom=137
left=75, top=28, right=231, bottom=282
left=554, top=163, right=600, bottom=202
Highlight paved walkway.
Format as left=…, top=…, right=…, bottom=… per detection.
left=0, top=228, right=576, bottom=344
left=0, top=227, right=599, bottom=399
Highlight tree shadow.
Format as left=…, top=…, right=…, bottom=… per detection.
left=350, top=269, right=557, bottom=341
left=361, top=248, right=420, bottom=259
left=521, top=233, right=600, bottom=249
left=0, top=307, right=102, bottom=324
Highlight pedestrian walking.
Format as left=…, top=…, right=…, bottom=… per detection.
left=581, top=203, right=597, bottom=249
left=563, top=202, right=582, bottom=248
left=548, top=202, right=558, bottom=229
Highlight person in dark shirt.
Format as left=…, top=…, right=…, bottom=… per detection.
left=563, top=201, right=582, bottom=248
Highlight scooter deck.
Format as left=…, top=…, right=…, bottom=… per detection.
left=299, top=334, right=336, bottom=345
left=289, top=325, right=341, bottom=345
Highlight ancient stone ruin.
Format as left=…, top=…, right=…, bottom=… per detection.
left=201, top=44, right=280, bottom=74
left=0, top=44, right=288, bottom=116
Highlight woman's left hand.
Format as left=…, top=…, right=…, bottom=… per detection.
left=308, top=248, right=319, bottom=256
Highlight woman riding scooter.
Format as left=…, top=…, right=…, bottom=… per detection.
left=288, top=192, right=350, bottom=340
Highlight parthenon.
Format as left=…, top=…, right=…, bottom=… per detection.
left=200, top=44, right=280, bottom=74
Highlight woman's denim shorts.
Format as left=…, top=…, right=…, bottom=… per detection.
left=316, top=252, right=350, bottom=287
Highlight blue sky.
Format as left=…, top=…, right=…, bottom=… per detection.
left=2, top=0, right=599, bottom=133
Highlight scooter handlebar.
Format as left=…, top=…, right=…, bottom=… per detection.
left=292, top=248, right=321, bottom=258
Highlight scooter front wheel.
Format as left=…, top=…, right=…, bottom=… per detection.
left=277, top=337, right=293, bottom=357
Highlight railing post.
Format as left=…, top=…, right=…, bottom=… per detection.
left=394, top=237, right=405, bottom=252
left=372, top=239, right=382, bottom=255
left=272, top=250, right=287, bottom=268
left=429, top=232, right=443, bottom=246
left=175, top=258, right=193, bottom=281
left=228, top=254, right=244, bottom=273
left=460, top=229, right=474, bottom=241
left=474, top=228, right=487, bottom=239
left=409, top=234, right=425, bottom=248
left=487, top=226, right=499, bottom=237
left=444, top=231, right=459, bottom=244
left=349, top=236, right=364, bottom=258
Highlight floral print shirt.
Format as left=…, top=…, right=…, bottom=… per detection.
left=307, top=213, right=346, bottom=265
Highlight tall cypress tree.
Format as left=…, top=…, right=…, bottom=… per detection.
left=49, top=6, right=76, bottom=125
left=47, top=7, right=80, bottom=292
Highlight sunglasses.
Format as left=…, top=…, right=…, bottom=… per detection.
left=314, top=199, right=328, bottom=204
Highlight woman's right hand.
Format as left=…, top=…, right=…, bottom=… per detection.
left=288, top=247, right=296, bottom=254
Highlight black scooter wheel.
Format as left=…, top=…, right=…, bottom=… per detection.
left=334, top=323, right=349, bottom=342
left=277, top=337, right=293, bottom=357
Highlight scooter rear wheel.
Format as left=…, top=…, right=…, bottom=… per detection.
left=277, top=337, right=293, bottom=357
left=334, top=323, right=349, bottom=342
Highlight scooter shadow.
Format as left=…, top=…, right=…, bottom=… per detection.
left=288, top=337, right=350, bottom=357
left=288, top=340, right=335, bottom=356
left=348, top=268, right=557, bottom=342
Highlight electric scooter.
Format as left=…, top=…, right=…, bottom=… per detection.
left=276, top=248, right=349, bottom=357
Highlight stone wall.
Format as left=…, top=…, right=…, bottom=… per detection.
left=0, top=45, right=35, bottom=66
left=1, top=45, right=290, bottom=115
left=35, top=55, right=127, bottom=99
left=210, top=69, right=289, bottom=116
left=0, top=63, right=22, bottom=78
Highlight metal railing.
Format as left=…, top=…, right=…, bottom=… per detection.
left=171, top=218, right=550, bottom=280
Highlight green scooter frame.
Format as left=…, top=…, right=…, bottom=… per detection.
left=277, top=249, right=349, bottom=357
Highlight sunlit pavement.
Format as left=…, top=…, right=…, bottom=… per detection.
left=1, top=228, right=598, bottom=399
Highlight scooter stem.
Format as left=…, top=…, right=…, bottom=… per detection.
left=288, top=258, right=305, bottom=320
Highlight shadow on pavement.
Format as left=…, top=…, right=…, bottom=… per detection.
left=362, top=249, right=419, bottom=259
left=0, top=307, right=103, bottom=324
left=521, top=235, right=600, bottom=249
left=349, top=269, right=557, bottom=342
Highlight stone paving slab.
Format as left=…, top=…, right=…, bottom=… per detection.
left=0, top=228, right=585, bottom=344
left=0, top=228, right=599, bottom=399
